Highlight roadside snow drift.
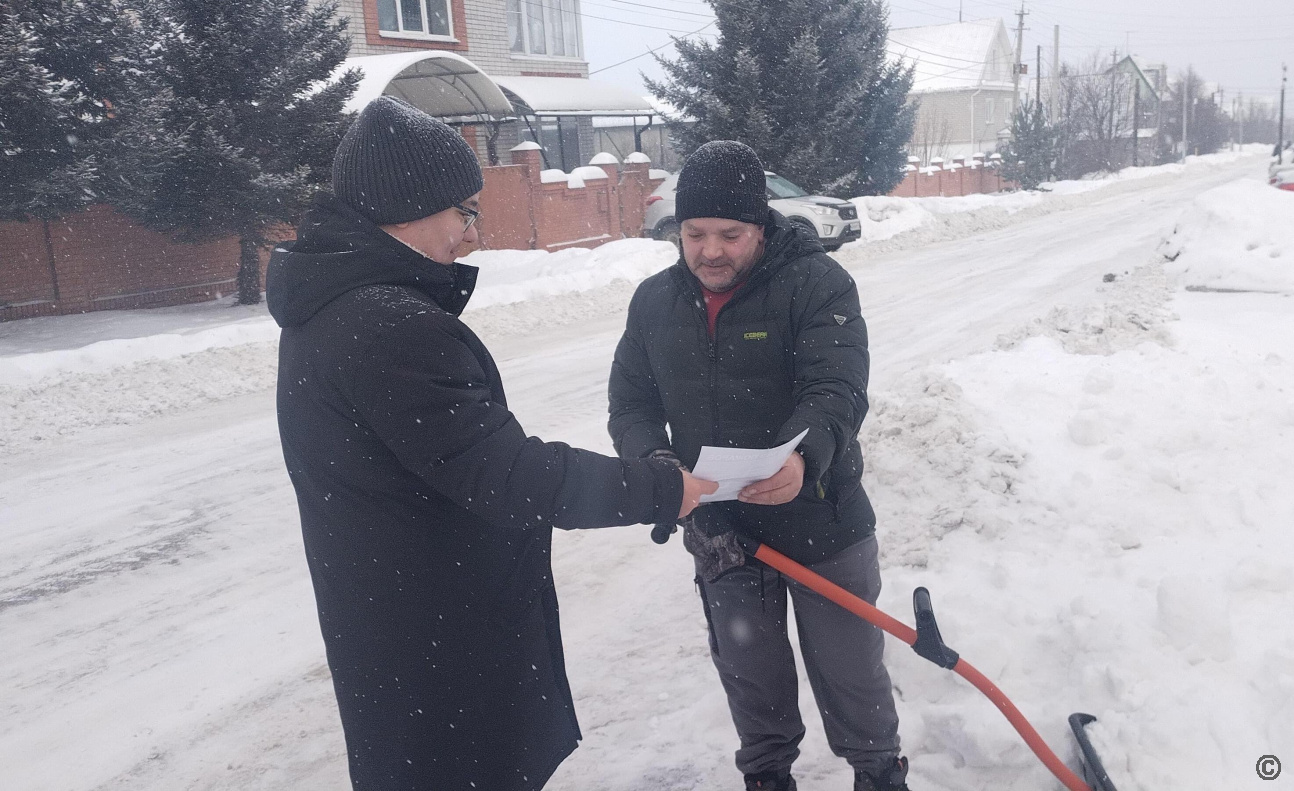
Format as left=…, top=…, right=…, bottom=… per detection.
left=1158, top=179, right=1294, bottom=294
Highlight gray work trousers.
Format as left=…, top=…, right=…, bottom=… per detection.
left=695, top=535, right=901, bottom=776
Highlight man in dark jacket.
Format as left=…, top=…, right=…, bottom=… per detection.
left=268, top=96, right=714, bottom=791
left=608, top=141, right=910, bottom=791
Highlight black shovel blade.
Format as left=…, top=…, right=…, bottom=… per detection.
left=1069, top=713, right=1118, bottom=791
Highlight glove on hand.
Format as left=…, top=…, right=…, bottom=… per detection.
left=649, top=449, right=694, bottom=543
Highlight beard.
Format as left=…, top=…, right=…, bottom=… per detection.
left=692, top=257, right=743, bottom=292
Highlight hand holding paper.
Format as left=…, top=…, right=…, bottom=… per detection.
left=738, top=450, right=805, bottom=505
left=691, top=429, right=810, bottom=504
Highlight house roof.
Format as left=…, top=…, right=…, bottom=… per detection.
left=1108, top=55, right=1163, bottom=102
left=887, top=18, right=1015, bottom=94
left=341, top=52, right=513, bottom=119
left=492, top=76, right=655, bottom=117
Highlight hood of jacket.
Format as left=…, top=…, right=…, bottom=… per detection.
left=266, top=194, right=478, bottom=328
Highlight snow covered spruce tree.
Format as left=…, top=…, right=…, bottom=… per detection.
left=106, top=0, right=358, bottom=304
left=1000, top=99, right=1058, bottom=191
left=647, top=0, right=915, bottom=197
left=0, top=0, right=147, bottom=220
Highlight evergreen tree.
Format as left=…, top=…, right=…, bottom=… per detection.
left=0, top=1, right=148, bottom=220
left=1000, top=99, right=1058, bottom=190
left=105, top=0, right=359, bottom=304
left=647, top=0, right=915, bottom=197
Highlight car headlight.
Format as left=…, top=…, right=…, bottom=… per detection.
left=811, top=206, right=836, bottom=216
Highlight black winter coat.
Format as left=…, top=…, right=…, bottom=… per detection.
left=268, top=196, right=683, bottom=791
left=608, top=211, right=875, bottom=565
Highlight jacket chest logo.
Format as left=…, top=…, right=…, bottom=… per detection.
left=834, top=314, right=847, bottom=326
left=743, top=331, right=769, bottom=341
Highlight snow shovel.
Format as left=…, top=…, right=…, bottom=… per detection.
left=655, top=523, right=1117, bottom=791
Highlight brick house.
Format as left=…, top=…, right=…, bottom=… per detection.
left=329, top=0, right=657, bottom=170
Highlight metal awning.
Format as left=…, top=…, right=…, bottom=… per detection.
left=491, top=75, right=655, bottom=118
left=340, top=52, right=513, bottom=120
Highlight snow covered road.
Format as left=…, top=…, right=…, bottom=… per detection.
left=2, top=151, right=1290, bottom=791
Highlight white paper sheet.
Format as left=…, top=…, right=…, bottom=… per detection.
left=691, top=428, right=810, bottom=503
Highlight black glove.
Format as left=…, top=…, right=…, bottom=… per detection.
left=648, top=449, right=694, bottom=544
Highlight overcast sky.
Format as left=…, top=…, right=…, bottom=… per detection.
left=581, top=0, right=1292, bottom=105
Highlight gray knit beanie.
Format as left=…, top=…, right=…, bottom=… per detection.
left=331, top=96, right=484, bottom=225
left=674, top=140, right=768, bottom=226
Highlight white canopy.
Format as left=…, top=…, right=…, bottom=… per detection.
left=492, top=75, right=654, bottom=117
left=341, top=52, right=513, bottom=119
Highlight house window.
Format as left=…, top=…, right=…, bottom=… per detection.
left=986, top=98, right=995, bottom=124
left=377, top=0, right=452, bottom=38
left=508, top=0, right=581, bottom=58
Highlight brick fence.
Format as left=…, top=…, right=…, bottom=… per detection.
left=0, top=207, right=265, bottom=322
left=0, top=145, right=663, bottom=323
left=888, top=159, right=1013, bottom=198
left=2, top=149, right=1012, bottom=323
left=472, top=146, right=663, bottom=254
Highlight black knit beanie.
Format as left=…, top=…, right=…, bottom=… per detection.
left=332, top=96, right=484, bottom=225
left=674, top=140, right=768, bottom=226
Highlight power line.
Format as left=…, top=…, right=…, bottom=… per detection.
left=590, top=0, right=713, bottom=18
left=587, top=18, right=717, bottom=75
left=575, top=10, right=711, bottom=34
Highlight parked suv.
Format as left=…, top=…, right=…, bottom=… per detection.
left=644, top=171, right=862, bottom=251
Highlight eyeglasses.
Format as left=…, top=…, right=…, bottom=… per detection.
left=454, top=202, right=480, bottom=231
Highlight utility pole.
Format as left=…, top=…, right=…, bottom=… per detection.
left=1181, top=69, right=1190, bottom=163
left=1280, top=64, right=1288, bottom=164
left=1133, top=76, right=1140, bottom=166
left=1238, top=92, right=1244, bottom=147
left=1036, top=45, right=1042, bottom=106
left=1051, top=25, right=1060, bottom=120
left=1109, top=50, right=1118, bottom=166
left=1013, top=3, right=1028, bottom=109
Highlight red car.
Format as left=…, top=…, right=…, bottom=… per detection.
left=1269, top=163, right=1294, bottom=191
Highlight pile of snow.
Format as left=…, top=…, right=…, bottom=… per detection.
left=849, top=196, right=937, bottom=242
left=0, top=321, right=279, bottom=390
left=463, top=238, right=674, bottom=310
left=850, top=190, right=1048, bottom=243
left=1157, top=179, right=1294, bottom=294
left=863, top=277, right=1294, bottom=790
left=846, top=147, right=1271, bottom=248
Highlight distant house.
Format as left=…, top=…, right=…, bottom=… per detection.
left=888, top=18, right=1018, bottom=165
left=1058, top=54, right=1165, bottom=175
left=1108, top=55, right=1165, bottom=144
left=324, top=0, right=659, bottom=169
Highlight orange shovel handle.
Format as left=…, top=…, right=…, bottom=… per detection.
left=751, top=542, right=1092, bottom=791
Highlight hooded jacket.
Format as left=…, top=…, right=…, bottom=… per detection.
left=268, top=195, right=682, bottom=791
left=608, top=211, right=875, bottom=565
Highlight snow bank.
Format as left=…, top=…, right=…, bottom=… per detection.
left=1158, top=178, right=1294, bottom=294
left=462, top=238, right=674, bottom=310
left=0, top=321, right=280, bottom=389
left=845, top=146, right=1270, bottom=249
left=863, top=274, right=1294, bottom=790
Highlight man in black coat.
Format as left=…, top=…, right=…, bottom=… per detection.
left=268, top=96, right=714, bottom=791
left=608, top=141, right=911, bottom=791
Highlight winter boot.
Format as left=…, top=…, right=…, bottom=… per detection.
left=744, top=768, right=797, bottom=791
left=854, top=756, right=910, bottom=791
